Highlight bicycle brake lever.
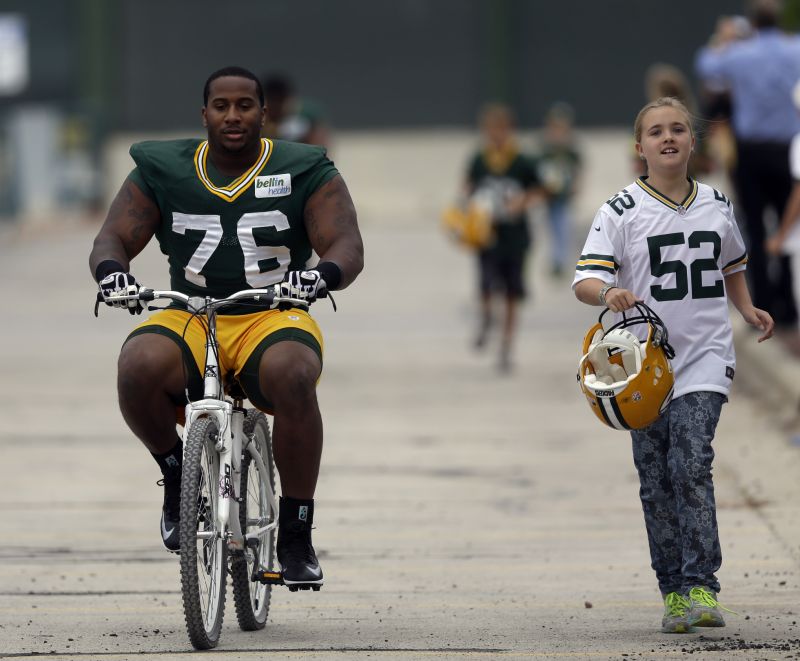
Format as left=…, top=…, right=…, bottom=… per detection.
left=93, top=292, right=102, bottom=317
left=327, top=291, right=337, bottom=312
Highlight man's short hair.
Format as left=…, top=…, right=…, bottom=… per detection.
left=748, top=0, right=781, bottom=29
left=203, top=66, right=264, bottom=107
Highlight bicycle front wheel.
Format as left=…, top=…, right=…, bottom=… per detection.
left=180, top=417, right=227, bottom=649
left=231, top=410, right=276, bottom=630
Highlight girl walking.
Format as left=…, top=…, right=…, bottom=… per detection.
left=572, top=97, right=774, bottom=633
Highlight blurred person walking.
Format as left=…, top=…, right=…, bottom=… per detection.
left=766, top=80, right=800, bottom=351
left=695, top=16, right=753, bottom=184
left=536, top=102, right=582, bottom=279
left=464, top=103, right=540, bottom=372
left=696, top=0, right=800, bottom=328
left=574, top=97, right=774, bottom=633
left=261, top=72, right=330, bottom=149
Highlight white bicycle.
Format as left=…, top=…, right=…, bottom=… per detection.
left=101, top=285, right=321, bottom=650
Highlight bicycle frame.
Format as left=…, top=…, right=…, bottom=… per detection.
left=181, top=294, right=280, bottom=554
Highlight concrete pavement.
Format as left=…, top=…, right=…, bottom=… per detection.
left=0, top=217, right=798, bottom=660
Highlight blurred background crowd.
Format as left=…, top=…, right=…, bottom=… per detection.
left=2, top=0, right=800, bottom=363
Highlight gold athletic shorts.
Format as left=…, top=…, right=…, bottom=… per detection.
left=125, top=307, right=323, bottom=413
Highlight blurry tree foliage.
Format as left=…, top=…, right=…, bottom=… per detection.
left=782, top=0, right=800, bottom=30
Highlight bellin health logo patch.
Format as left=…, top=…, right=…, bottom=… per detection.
left=255, top=174, right=292, bottom=198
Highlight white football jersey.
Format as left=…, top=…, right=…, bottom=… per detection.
left=573, top=177, right=748, bottom=397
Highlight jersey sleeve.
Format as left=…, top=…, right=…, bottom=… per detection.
left=301, top=147, right=339, bottom=194
left=720, top=205, right=748, bottom=275
left=572, top=206, right=623, bottom=288
left=126, top=166, right=156, bottom=201
left=128, top=141, right=168, bottom=201
left=129, top=142, right=152, bottom=180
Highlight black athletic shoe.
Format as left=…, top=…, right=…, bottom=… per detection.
left=157, top=473, right=181, bottom=553
left=277, top=497, right=323, bottom=589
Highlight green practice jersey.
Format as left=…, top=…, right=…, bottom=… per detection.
left=129, top=138, right=338, bottom=299
left=466, top=148, right=539, bottom=255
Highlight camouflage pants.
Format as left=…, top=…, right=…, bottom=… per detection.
left=630, top=391, right=727, bottom=596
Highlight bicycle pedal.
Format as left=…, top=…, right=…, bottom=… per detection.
left=253, top=567, right=284, bottom=585
left=287, top=584, right=322, bottom=592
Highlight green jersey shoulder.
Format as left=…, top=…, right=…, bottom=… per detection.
left=129, top=138, right=338, bottom=299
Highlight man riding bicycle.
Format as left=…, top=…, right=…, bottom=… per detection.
left=88, top=66, right=364, bottom=589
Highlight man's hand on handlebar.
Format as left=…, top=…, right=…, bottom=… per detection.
left=98, top=271, right=145, bottom=315
left=279, top=270, right=328, bottom=306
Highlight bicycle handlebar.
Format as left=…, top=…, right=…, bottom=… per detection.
left=95, top=284, right=332, bottom=317
left=137, top=287, right=300, bottom=310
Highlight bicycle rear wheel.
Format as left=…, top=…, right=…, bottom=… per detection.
left=231, top=410, right=276, bottom=630
left=180, top=417, right=227, bottom=649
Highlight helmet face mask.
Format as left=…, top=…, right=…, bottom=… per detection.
left=577, top=302, right=675, bottom=430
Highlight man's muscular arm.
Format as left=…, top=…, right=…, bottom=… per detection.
left=303, top=175, right=364, bottom=289
left=89, top=178, right=161, bottom=280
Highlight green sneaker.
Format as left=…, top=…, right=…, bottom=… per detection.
left=661, top=592, right=694, bottom=633
left=687, top=586, right=735, bottom=627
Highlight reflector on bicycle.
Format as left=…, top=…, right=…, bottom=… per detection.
left=254, top=569, right=284, bottom=585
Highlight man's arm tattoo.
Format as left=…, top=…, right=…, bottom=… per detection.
left=305, top=206, right=326, bottom=247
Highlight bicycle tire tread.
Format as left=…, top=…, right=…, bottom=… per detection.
left=180, top=417, right=227, bottom=649
left=232, top=410, right=276, bottom=631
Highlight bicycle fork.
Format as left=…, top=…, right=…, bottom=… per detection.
left=183, top=400, right=240, bottom=545
left=184, top=401, right=279, bottom=558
